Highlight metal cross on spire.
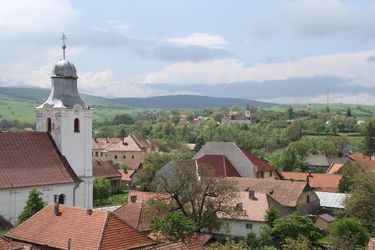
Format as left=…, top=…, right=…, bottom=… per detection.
left=61, top=33, right=67, bottom=59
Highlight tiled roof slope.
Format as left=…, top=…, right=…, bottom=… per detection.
left=128, top=191, right=171, bottom=204
left=114, top=202, right=154, bottom=232
left=6, top=204, right=154, bottom=250
left=326, top=163, right=344, bottom=174
left=196, top=155, right=241, bottom=177
left=92, top=138, right=120, bottom=150
left=226, top=191, right=291, bottom=222
left=281, top=172, right=341, bottom=192
left=149, top=234, right=212, bottom=250
left=93, top=160, right=122, bottom=179
left=240, top=149, right=275, bottom=171
left=348, top=152, right=375, bottom=172
left=0, top=132, right=80, bottom=189
left=106, top=135, right=156, bottom=152
left=229, top=177, right=308, bottom=207
left=305, top=155, right=330, bottom=167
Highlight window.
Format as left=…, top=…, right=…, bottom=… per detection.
left=47, top=118, right=52, bottom=132
left=246, top=223, right=252, bottom=229
left=95, top=152, right=99, bottom=157
left=114, top=155, right=118, bottom=159
left=307, top=195, right=310, bottom=204
left=100, top=152, right=103, bottom=157
left=259, top=171, right=264, bottom=178
left=58, top=194, right=65, bottom=204
left=74, top=118, right=80, bottom=133
left=131, top=155, right=134, bottom=159
left=123, top=155, right=126, bottom=159
left=269, top=171, right=272, bottom=177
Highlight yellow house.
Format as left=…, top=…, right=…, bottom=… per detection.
left=92, top=135, right=158, bottom=170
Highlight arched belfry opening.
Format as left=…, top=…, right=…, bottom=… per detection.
left=47, top=118, right=52, bottom=132
left=74, top=118, right=80, bottom=133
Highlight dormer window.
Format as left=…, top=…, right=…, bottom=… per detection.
left=47, top=118, right=52, bottom=132
left=74, top=118, right=80, bottom=133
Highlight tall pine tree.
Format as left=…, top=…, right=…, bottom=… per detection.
left=18, top=188, right=45, bottom=225
left=363, top=119, right=375, bottom=157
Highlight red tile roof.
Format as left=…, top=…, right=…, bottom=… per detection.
left=92, top=160, right=122, bottom=179
left=128, top=191, right=171, bottom=204
left=348, top=152, right=375, bottom=172
left=281, top=172, right=341, bottom=192
left=240, top=148, right=276, bottom=172
left=0, top=132, right=80, bottom=189
left=229, top=177, right=308, bottom=207
left=196, top=155, right=241, bottom=177
left=150, top=234, right=212, bottom=250
left=113, top=202, right=154, bottom=232
left=6, top=204, right=154, bottom=250
left=126, top=161, right=143, bottom=170
left=326, top=163, right=344, bottom=174
left=118, top=169, right=136, bottom=182
left=92, top=138, right=120, bottom=150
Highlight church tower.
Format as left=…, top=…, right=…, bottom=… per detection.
left=36, top=34, right=93, bottom=208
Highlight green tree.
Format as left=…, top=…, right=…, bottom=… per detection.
left=271, top=214, right=322, bottom=246
left=282, top=236, right=312, bottom=250
left=270, top=146, right=307, bottom=171
left=342, top=171, right=375, bottom=232
left=284, top=120, right=304, bottom=142
left=363, top=119, right=375, bottom=156
left=338, top=163, right=360, bottom=193
left=287, top=107, right=294, bottom=120
left=265, top=207, right=278, bottom=228
left=194, top=135, right=205, bottom=152
left=18, top=188, right=45, bottom=225
left=329, top=218, right=369, bottom=250
left=112, top=113, right=133, bottom=125
left=93, top=177, right=111, bottom=205
left=150, top=211, right=197, bottom=242
left=246, top=232, right=260, bottom=249
left=155, top=161, right=239, bottom=232
left=346, top=108, right=352, bottom=117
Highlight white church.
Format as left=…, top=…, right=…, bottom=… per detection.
left=0, top=37, right=93, bottom=225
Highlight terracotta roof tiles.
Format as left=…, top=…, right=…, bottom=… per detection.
left=6, top=204, right=154, bottom=250
left=93, top=160, right=122, bottom=179
left=196, top=155, right=241, bottom=177
left=281, top=172, right=341, bottom=192
left=0, top=132, right=80, bottom=190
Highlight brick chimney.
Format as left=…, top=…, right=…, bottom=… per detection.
left=306, top=172, right=314, bottom=184
left=248, top=190, right=257, bottom=200
left=130, top=195, right=137, bottom=203
left=86, top=209, right=93, bottom=215
left=54, top=202, right=60, bottom=216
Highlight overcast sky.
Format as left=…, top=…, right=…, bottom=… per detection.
left=1, top=0, right=375, bottom=104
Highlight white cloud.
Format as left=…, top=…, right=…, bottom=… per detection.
left=248, top=0, right=375, bottom=38
left=165, top=33, right=228, bottom=47
left=0, top=0, right=78, bottom=36
left=143, top=50, right=375, bottom=86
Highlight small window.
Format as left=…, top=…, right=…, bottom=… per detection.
left=47, top=118, right=52, bottom=132
left=269, top=171, right=272, bottom=177
left=260, top=171, right=264, bottom=178
left=123, top=155, right=126, bottom=159
left=246, top=223, right=252, bottom=229
left=58, top=194, right=65, bottom=204
left=114, top=155, right=118, bottom=159
left=131, top=155, right=134, bottom=159
left=100, top=152, right=103, bottom=157
left=74, top=118, right=80, bottom=133
left=307, top=195, right=310, bottom=204
left=95, top=152, right=99, bottom=157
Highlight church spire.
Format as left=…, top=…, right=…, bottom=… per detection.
left=61, top=33, right=67, bottom=60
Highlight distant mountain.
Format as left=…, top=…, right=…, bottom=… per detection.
left=0, top=87, right=272, bottom=108
left=112, top=95, right=272, bottom=108
left=0, top=87, right=124, bottom=108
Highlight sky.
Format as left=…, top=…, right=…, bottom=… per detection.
left=1, top=0, right=375, bottom=104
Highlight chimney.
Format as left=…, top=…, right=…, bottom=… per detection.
left=54, top=202, right=60, bottom=216
left=86, top=209, right=93, bottom=215
left=306, top=172, right=313, bottom=184
left=248, top=190, right=257, bottom=200
left=67, top=239, right=72, bottom=250
left=236, top=202, right=243, bottom=211
left=130, top=195, right=137, bottom=203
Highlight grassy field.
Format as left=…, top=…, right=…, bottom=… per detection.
left=93, top=189, right=129, bottom=208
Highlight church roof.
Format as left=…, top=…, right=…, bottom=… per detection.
left=51, top=59, right=78, bottom=78
left=0, top=131, right=81, bottom=189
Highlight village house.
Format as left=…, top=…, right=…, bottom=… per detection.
left=281, top=172, right=342, bottom=192
left=5, top=204, right=154, bottom=250
left=315, top=213, right=337, bottom=231
left=214, top=190, right=291, bottom=238
left=304, top=154, right=348, bottom=172
left=92, top=160, right=122, bottom=192
left=194, top=142, right=281, bottom=179
left=222, top=104, right=252, bottom=124
left=229, top=177, right=320, bottom=214
left=92, top=134, right=158, bottom=170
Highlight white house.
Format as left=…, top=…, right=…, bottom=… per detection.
left=0, top=41, right=93, bottom=225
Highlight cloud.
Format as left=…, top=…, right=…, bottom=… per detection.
left=248, top=0, right=375, bottom=39
left=143, top=50, right=375, bottom=85
left=0, top=0, right=78, bottom=37
left=166, top=33, right=228, bottom=47
left=367, top=56, right=375, bottom=63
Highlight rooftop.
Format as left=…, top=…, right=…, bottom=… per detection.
left=92, top=160, right=122, bottom=179
left=281, top=172, right=342, bottom=192
left=6, top=204, right=154, bottom=250
left=0, top=132, right=80, bottom=190
left=316, top=191, right=348, bottom=209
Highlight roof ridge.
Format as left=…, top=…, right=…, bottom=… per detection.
left=97, top=211, right=110, bottom=250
